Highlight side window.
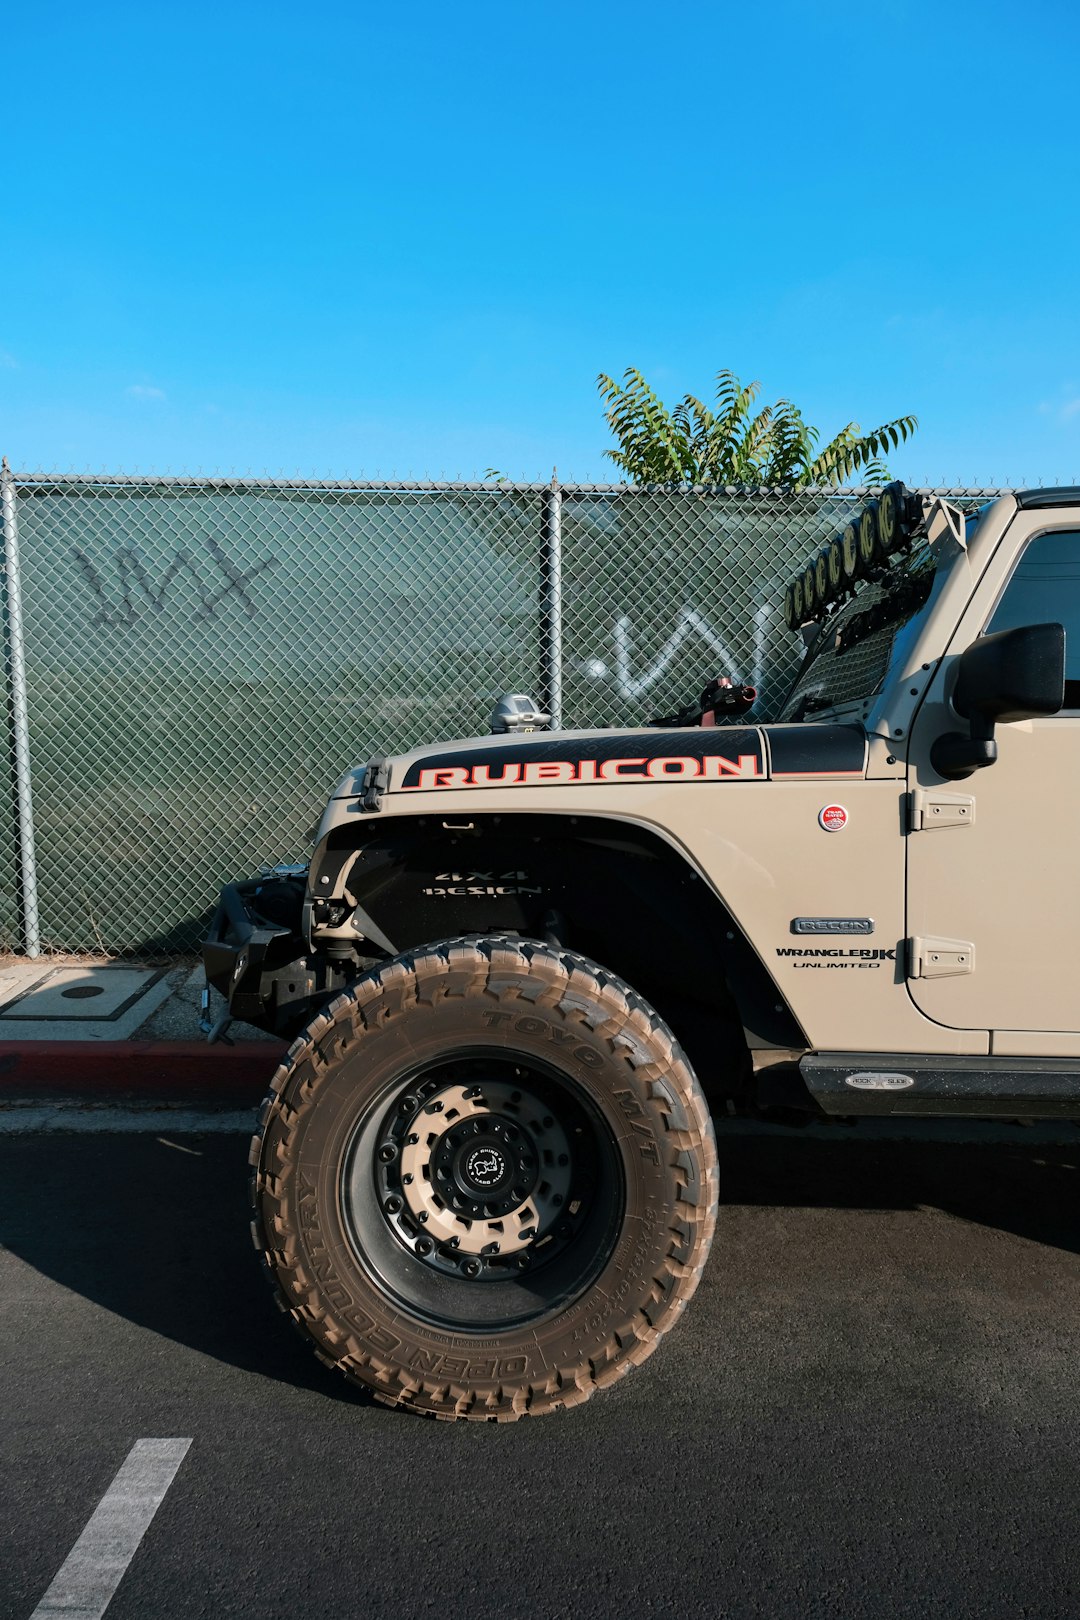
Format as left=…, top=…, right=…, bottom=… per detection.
left=987, top=529, right=1080, bottom=708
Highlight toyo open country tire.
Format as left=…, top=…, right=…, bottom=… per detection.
left=251, top=937, right=718, bottom=1420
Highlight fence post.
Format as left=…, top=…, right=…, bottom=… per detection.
left=1, top=460, right=40, bottom=956
left=542, top=474, right=563, bottom=729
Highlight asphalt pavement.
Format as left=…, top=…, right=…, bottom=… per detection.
left=3, top=1121, right=1080, bottom=1619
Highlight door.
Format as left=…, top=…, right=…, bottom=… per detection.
left=906, top=520, right=1080, bottom=1037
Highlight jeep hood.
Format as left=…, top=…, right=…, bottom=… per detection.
left=330, top=723, right=868, bottom=800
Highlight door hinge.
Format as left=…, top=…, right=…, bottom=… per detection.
left=908, top=936, right=975, bottom=978
left=908, top=789, right=976, bottom=831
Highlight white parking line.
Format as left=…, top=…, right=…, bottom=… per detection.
left=29, top=1438, right=192, bottom=1620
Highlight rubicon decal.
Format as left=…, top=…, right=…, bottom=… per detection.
left=398, top=730, right=765, bottom=791
left=395, top=724, right=869, bottom=793
left=403, top=753, right=763, bottom=791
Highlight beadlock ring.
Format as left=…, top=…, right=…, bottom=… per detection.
left=398, top=1082, right=573, bottom=1256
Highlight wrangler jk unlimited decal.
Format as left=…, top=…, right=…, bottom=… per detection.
left=775, top=945, right=896, bottom=970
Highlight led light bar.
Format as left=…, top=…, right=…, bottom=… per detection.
left=782, top=482, right=922, bottom=630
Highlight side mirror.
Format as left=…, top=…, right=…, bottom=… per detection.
left=931, top=622, right=1065, bottom=781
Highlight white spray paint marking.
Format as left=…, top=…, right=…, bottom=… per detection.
left=613, top=607, right=747, bottom=698
left=30, top=1438, right=191, bottom=1620
left=0, top=1106, right=256, bottom=1134
left=609, top=592, right=786, bottom=705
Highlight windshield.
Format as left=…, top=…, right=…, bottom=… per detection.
left=778, top=541, right=939, bottom=721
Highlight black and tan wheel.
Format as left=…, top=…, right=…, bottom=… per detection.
left=252, top=938, right=718, bottom=1421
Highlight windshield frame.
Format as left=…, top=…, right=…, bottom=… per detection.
left=776, top=545, right=940, bottom=723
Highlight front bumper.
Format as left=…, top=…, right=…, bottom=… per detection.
left=202, top=872, right=315, bottom=1034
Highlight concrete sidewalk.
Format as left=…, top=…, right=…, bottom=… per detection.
left=0, top=956, right=285, bottom=1106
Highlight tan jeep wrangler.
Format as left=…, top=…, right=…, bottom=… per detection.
left=204, top=482, right=1079, bottom=1420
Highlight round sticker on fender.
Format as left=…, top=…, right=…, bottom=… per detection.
left=819, top=804, right=848, bottom=832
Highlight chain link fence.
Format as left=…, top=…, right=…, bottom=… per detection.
left=0, top=471, right=1004, bottom=956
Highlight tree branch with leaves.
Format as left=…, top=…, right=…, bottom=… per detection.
left=598, top=367, right=917, bottom=489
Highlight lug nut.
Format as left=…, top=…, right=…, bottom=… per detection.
left=417, top=1211, right=428, bottom=1223
left=416, top=1237, right=434, bottom=1257
left=384, top=1195, right=402, bottom=1215
left=399, top=1096, right=416, bottom=1114
left=516, top=1253, right=530, bottom=1269
left=462, top=1259, right=481, bottom=1278
left=378, top=1142, right=398, bottom=1163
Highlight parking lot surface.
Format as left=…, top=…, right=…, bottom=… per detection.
left=2, top=1121, right=1080, bottom=1619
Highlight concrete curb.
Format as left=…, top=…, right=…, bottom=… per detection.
left=0, top=1039, right=287, bottom=1107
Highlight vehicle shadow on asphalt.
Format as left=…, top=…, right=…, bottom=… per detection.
left=719, top=1124, right=1080, bottom=1258
left=0, top=1126, right=1077, bottom=1396
left=0, top=1131, right=372, bottom=1405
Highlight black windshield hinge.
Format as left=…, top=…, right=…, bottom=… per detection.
left=360, top=758, right=389, bottom=812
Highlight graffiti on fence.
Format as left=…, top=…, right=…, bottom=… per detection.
left=589, top=601, right=777, bottom=701
left=72, top=538, right=277, bottom=627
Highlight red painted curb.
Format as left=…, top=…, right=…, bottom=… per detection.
left=0, top=1039, right=287, bottom=1105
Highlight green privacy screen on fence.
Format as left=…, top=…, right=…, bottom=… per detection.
left=0, top=474, right=1000, bottom=955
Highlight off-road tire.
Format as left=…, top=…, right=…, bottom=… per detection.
left=251, top=937, right=718, bottom=1421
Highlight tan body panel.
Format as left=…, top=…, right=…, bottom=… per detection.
left=323, top=764, right=986, bottom=1055
left=907, top=506, right=1080, bottom=1041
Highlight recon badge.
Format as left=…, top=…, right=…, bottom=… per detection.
left=792, top=918, right=874, bottom=935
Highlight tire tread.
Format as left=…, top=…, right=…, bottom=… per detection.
left=250, top=936, right=718, bottom=1421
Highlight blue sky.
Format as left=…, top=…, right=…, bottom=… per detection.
left=1, top=0, right=1077, bottom=484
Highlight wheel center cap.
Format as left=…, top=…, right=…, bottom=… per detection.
left=460, top=1140, right=510, bottom=1193
left=430, top=1113, right=542, bottom=1216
